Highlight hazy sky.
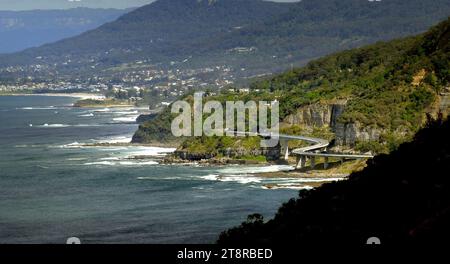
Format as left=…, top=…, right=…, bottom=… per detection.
left=0, top=0, right=301, bottom=11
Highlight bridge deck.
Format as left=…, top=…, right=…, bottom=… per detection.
left=234, top=130, right=373, bottom=162
left=291, top=151, right=373, bottom=159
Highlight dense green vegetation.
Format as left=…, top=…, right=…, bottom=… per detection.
left=134, top=18, right=449, bottom=157
left=249, top=17, right=449, bottom=152
left=132, top=106, right=174, bottom=143
left=0, top=0, right=291, bottom=73
left=253, top=23, right=449, bottom=126
left=73, top=98, right=134, bottom=107
left=218, top=115, right=450, bottom=245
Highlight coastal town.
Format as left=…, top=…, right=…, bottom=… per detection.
left=0, top=61, right=256, bottom=106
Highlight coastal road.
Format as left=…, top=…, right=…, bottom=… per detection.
left=234, top=131, right=373, bottom=168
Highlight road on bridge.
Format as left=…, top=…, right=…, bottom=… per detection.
left=235, top=131, right=373, bottom=169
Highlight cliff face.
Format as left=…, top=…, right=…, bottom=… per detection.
left=283, top=101, right=382, bottom=147
left=333, top=122, right=384, bottom=147
left=136, top=113, right=158, bottom=124
left=439, top=86, right=450, bottom=112
left=284, top=103, right=342, bottom=128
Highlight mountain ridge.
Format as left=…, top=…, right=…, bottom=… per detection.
left=0, top=7, right=132, bottom=54
left=1, top=0, right=450, bottom=87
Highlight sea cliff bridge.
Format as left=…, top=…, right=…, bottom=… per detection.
left=234, top=131, right=374, bottom=170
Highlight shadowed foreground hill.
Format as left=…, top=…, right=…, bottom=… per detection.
left=218, top=115, right=450, bottom=245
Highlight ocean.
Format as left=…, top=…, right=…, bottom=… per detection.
left=0, top=95, right=301, bottom=244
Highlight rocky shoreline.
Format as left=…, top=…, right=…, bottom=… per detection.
left=162, top=155, right=273, bottom=166
left=79, top=142, right=181, bottom=148
left=79, top=141, right=351, bottom=190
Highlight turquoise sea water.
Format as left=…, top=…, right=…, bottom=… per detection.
left=0, top=95, right=300, bottom=244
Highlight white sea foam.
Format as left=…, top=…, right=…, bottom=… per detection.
left=262, top=185, right=314, bottom=190
left=66, top=157, right=88, bottom=161
left=163, top=177, right=184, bottom=180
left=126, top=146, right=177, bottom=156
left=199, top=174, right=220, bottom=181
left=61, top=142, right=83, bottom=148
left=137, top=177, right=152, bottom=180
left=99, top=157, right=122, bottom=161
left=219, top=176, right=263, bottom=184
left=18, top=106, right=56, bottom=110
left=137, top=176, right=183, bottom=180
left=84, top=160, right=158, bottom=166
left=197, top=166, right=344, bottom=187
left=94, top=135, right=133, bottom=144
left=113, top=110, right=139, bottom=115
left=260, top=177, right=345, bottom=184
left=37, top=123, right=102, bottom=128
left=97, top=147, right=128, bottom=151
left=112, top=116, right=138, bottom=123
left=216, top=165, right=294, bottom=175
left=93, top=108, right=111, bottom=113
left=14, top=144, right=42, bottom=148
left=79, top=113, right=94, bottom=117
left=38, top=123, right=70, bottom=128
left=75, top=124, right=103, bottom=127
left=199, top=174, right=262, bottom=184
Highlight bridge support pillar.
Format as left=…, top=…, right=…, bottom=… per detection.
left=324, top=157, right=329, bottom=169
left=295, top=156, right=306, bottom=170
left=280, top=139, right=289, bottom=161
left=310, top=156, right=316, bottom=169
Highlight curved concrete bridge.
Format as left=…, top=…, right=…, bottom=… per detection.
left=235, top=131, right=373, bottom=170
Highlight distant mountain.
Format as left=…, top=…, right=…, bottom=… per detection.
left=1, top=0, right=450, bottom=84
left=0, top=8, right=132, bottom=53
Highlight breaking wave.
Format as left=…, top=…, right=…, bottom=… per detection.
left=38, top=123, right=70, bottom=128
left=83, top=160, right=159, bottom=166
left=17, top=106, right=57, bottom=110
left=36, top=123, right=103, bottom=128
left=112, top=116, right=138, bottom=123
left=216, top=165, right=295, bottom=174
left=79, top=113, right=94, bottom=117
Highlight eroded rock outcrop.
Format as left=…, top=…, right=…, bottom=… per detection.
left=283, top=101, right=383, bottom=146
left=284, top=102, right=346, bottom=128
left=334, top=122, right=384, bottom=147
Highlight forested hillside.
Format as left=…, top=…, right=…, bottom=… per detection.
left=1, top=0, right=449, bottom=84
left=133, top=17, right=450, bottom=157
left=215, top=19, right=450, bottom=245
left=0, top=0, right=291, bottom=70
left=250, top=16, right=450, bottom=152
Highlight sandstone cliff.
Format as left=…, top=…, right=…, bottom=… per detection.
left=283, top=101, right=383, bottom=147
